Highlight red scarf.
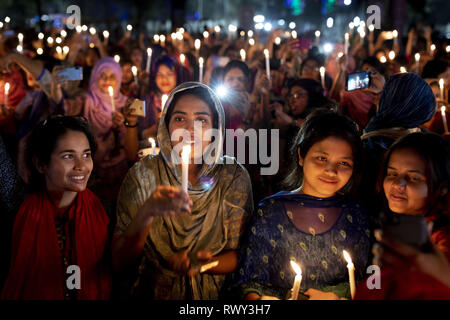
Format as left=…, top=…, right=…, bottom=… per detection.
left=1, top=189, right=111, bottom=300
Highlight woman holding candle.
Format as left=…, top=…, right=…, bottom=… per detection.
left=112, top=82, right=253, bottom=299
left=230, top=110, right=370, bottom=300
left=356, top=132, right=450, bottom=299
left=83, top=57, right=128, bottom=202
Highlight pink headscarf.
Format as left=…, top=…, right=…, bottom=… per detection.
left=84, top=57, right=127, bottom=136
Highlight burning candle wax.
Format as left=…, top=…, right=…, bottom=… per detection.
left=343, top=250, right=356, bottom=299
left=180, top=54, right=186, bottom=66
left=181, top=145, right=191, bottom=193
left=441, top=106, right=448, bottom=133
left=108, top=86, right=115, bottom=112
left=199, top=57, right=204, bottom=83
left=146, top=48, right=152, bottom=73
left=161, top=94, right=168, bottom=112
left=439, top=78, right=445, bottom=100
left=4, top=82, right=10, bottom=107
left=344, top=33, right=349, bottom=55
left=149, top=137, right=156, bottom=155
left=240, top=49, right=246, bottom=62
left=132, top=65, right=138, bottom=84
left=290, top=261, right=302, bottom=300
left=415, top=53, right=420, bottom=74
left=264, top=49, right=270, bottom=80
left=320, top=66, right=326, bottom=89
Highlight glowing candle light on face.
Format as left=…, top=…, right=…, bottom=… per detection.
left=199, top=57, right=204, bottom=83
left=132, top=65, right=138, bottom=84
left=415, top=53, right=420, bottom=74
left=146, top=48, right=152, bottom=73
left=240, top=49, right=246, bottom=62
left=344, top=33, right=349, bottom=55
left=108, top=86, right=115, bottom=112
left=343, top=250, right=356, bottom=299
left=181, top=145, right=191, bottom=193
left=290, top=261, right=302, bottom=300
left=264, top=49, right=270, bottom=80
left=149, top=138, right=156, bottom=155
left=161, top=94, right=168, bottom=112
left=320, top=66, right=326, bottom=89
left=441, top=106, right=448, bottom=133
left=4, top=82, right=10, bottom=107
left=114, top=55, right=120, bottom=63
left=440, top=79, right=445, bottom=100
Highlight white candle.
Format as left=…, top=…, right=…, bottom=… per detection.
left=103, top=30, right=109, bottom=43
left=199, top=57, right=204, bottom=83
left=161, top=94, right=168, bottom=112
left=181, top=145, right=191, bottom=193
left=240, top=49, right=246, bottom=62
left=439, top=79, right=445, bottom=100
left=264, top=49, right=270, bottom=80
left=132, top=65, right=138, bottom=84
left=415, top=53, right=420, bottom=74
left=320, top=66, right=326, bottom=89
left=393, top=30, right=398, bottom=47
left=4, top=82, right=10, bottom=107
left=149, top=138, right=156, bottom=155
left=344, top=33, right=349, bottom=55
left=195, top=39, right=201, bottom=55
left=18, top=33, right=23, bottom=48
left=441, top=106, right=448, bottom=133
left=290, top=261, right=302, bottom=300
left=315, top=30, right=320, bottom=46
left=180, top=54, right=186, bottom=66
left=343, top=250, right=356, bottom=299
left=108, top=86, right=115, bottom=113
left=146, top=48, right=152, bottom=73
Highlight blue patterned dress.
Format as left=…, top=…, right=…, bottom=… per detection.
left=231, top=191, right=371, bottom=299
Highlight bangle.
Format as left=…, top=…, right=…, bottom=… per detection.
left=124, top=120, right=137, bottom=128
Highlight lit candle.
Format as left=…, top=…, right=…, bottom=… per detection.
left=240, top=49, right=246, bottom=62
left=89, top=27, right=96, bottom=35
left=63, top=46, right=69, bottom=58
left=441, top=106, right=448, bottom=133
left=195, top=39, right=201, bottom=56
left=161, top=94, right=168, bottom=112
left=198, top=57, right=204, bottom=83
left=343, top=250, right=356, bottom=299
left=203, top=31, right=209, bottom=39
left=181, top=145, right=191, bottom=193
left=179, top=54, right=186, bottom=66
left=275, top=37, right=281, bottom=46
left=349, top=22, right=355, bottom=36
left=439, top=78, right=445, bottom=100
left=290, top=261, right=302, bottom=300
left=114, top=55, right=120, bottom=63
left=393, top=30, right=398, bottom=47
left=249, top=38, right=255, bottom=46
left=368, top=24, right=375, bottom=34
left=292, top=30, right=297, bottom=39
left=132, top=65, right=138, bottom=84
left=4, top=82, right=10, bottom=107
left=400, top=66, right=407, bottom=73
left=344, top=33, right=349, bottom=55
left=388, top=50, right=395, bottom=60
left=264, top=49, right=270, bottom=80
left=315, top=30, right=321, bottom=46
left=415, top=53, right=420, bottom=74
left=108, top=86, right=115, bottom=113
left=160, top=35, right=166, bottom=46
left=380, top=56, right=387, bottom=63
left=103, top=30, right=109, bottom=42
left=149, top=138, right=156, bottom=155
left=18, top=33, right=23, bottom=48
left=146, top=48, right=152, bottom=73
left=320, top=66, right=326, bottom=89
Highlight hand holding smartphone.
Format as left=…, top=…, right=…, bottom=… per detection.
left=345, top=71, right=371, bottom=91
left=56, top=67, right=83, bottom=83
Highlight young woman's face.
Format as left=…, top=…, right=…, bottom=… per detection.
left=288, top=85, right=309, bottom=116
left=121, top=63, right=133, bottom=83
left=299, top=137, right=354, bottom=198
left=168, top=94, right=214, bottom=160
left=41, top=130, right=93, bottom=194
left=156, top=64, right=177, bottom=94
left=224, top=67, right=246, bottom=93
left=383, top=148, right=428, bottom=215
left=97, top=68, right=118, bottom=94
left=301, top=59, right=319, bottom=81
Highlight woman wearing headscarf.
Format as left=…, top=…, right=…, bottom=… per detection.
left=83, top=57, right=128, bottom=202
left=360, top=72, right=436, bottom=221
left=113, top=82, right=254, bottom=299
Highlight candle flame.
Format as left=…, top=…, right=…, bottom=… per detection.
left=132, top=66, right=138, bottom=76
left=161, top=94, right=168, bottom=111
left=182, top=145, right=191, bottom=163
left=108, top=86, right=113, bottom=97
left=389, top=51, right=395, bottom=60
left=114, top=55, right=120, bottom=63
left=439, top=78, right=444, bottom=89
left=441, top=106, right=447, bottom=114
left=240, top=49, right=246, bottom=61
left=149, top=137, right=156, bottom=147
left=195, top=39, right=201, bottom=50
left=103, top=30, right=109, bottom=38
left=180, top=54, right=185, bottom=64
left=147, top=48, right=152, bottom=56
left=345, top=32, right=349, bottom=40
left=264, top=49, right=269, bottom=58
left=320, top=66, right=325, bottom=75
left=4, top=82, right=10, bottom=94
left=368, top=25, right=375, bottom=32
left=290, top=260, right=302, bottom=276
left=199, top=57, right=204, bottom=66
left=393, top=30, right=398, bottom=38
left=415, top=53, right=420, bottom=62
left=343, top=250, right=353, bottom=265
left=400, top=66, right=407, bottom=73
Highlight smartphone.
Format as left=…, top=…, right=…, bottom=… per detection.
left=381, top=213, right=429, bottom=249
left=57, top=67, right=83, bottom=82
left=128, top=99, right=146, bottom=117
left=345, top=71, right=370, bottom=91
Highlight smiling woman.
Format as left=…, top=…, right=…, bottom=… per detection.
left=1, top=116, right=111, bottom=300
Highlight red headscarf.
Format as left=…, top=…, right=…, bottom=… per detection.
left=1, top=189, right=111, bottom=300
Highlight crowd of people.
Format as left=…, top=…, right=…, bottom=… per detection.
left=0, top=19, right=449, bottom=300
